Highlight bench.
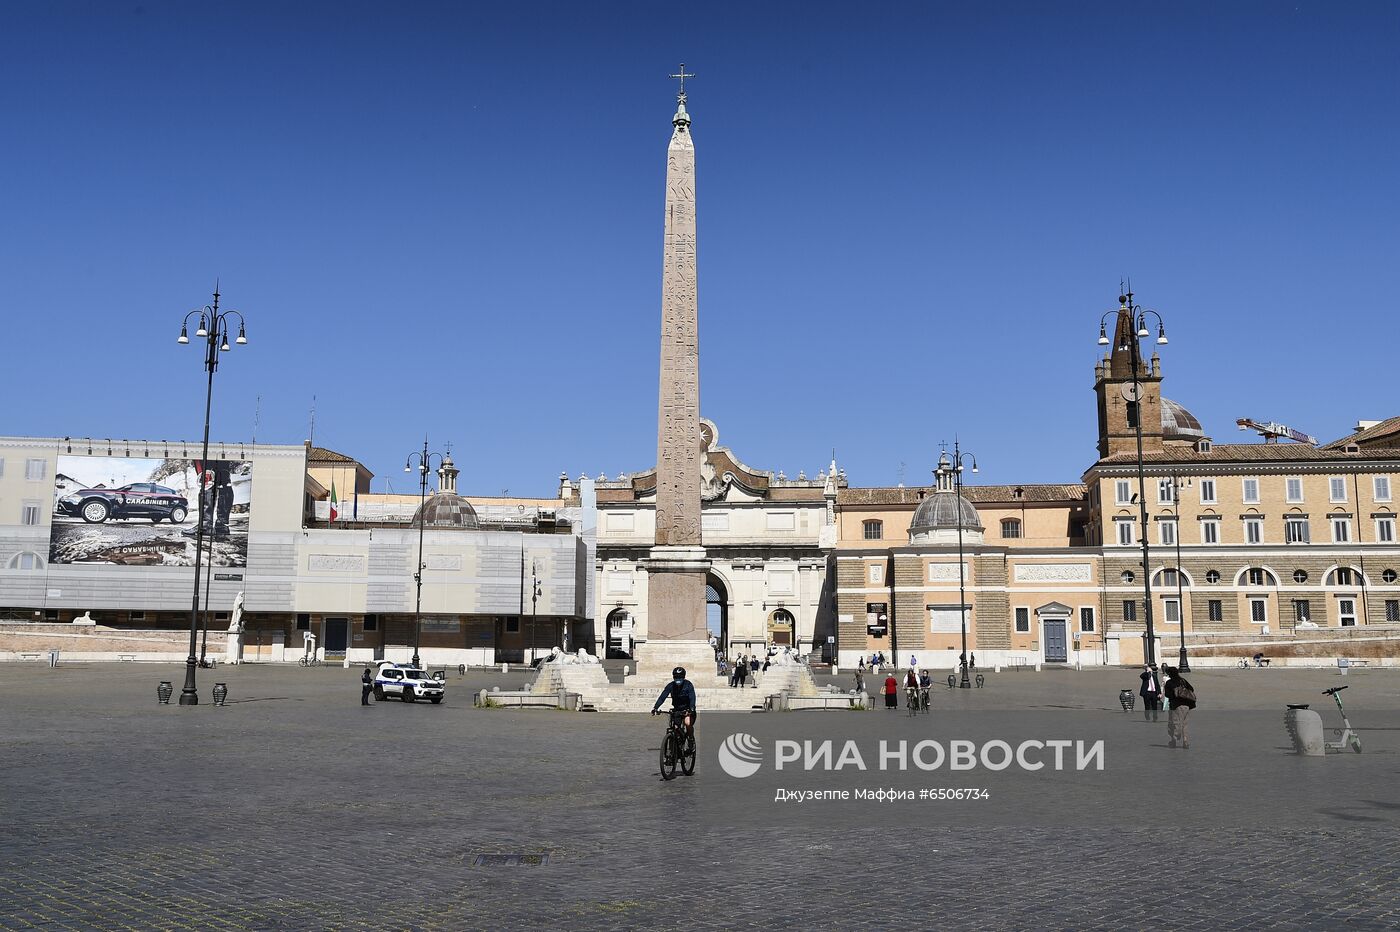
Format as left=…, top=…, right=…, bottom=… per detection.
left=783, top=693, right=868, bottom=711
left=117, top=654, right=137, bottom=662
left=19, top=652, right=42, bottom=662
left=1338, top=658, right=1370, bottom=669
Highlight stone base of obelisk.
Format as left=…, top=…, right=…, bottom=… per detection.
left=638, top=546, right=711, bottom=677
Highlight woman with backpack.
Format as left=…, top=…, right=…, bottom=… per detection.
left=1163, top=665, right=1197, bottom=749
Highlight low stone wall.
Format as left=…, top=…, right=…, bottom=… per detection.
left=0, top=624, right=227, bottom=662
left=1160, top=625, right=1400, bottom=667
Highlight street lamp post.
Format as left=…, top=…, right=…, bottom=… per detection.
left=175, top=287, right=247, bottom=705
left=950, top=440, right=979, bottom=689
left=1171, top=475, right=1192, bottom=672
left=404, top=439, right=445, bottom=668
left=1098, top=289, right=1168, bottom=666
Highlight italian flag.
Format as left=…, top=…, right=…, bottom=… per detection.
left=329, top=481, right=339, bottom=522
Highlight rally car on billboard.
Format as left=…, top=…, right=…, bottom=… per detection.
left=56, top=483, right=190, bottom=524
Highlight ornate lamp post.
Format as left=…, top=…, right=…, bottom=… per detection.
left=404, top=439, right=445, bottom=668
left=175, top=286, right=247, bottom=705
left=950, top=440, right=978, bottom=689
left=1098, top=289, right=1168, bottom=666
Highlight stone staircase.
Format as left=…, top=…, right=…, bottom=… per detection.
left=525, top=660, right=827, bottom=713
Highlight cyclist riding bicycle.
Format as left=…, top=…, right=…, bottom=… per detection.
left=652, top=666, right=697, bottom=735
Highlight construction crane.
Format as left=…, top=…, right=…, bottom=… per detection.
left=1236, top=417, right=1317, bottom=445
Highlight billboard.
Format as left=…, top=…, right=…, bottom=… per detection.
left=49, top=456, right=253, bottom=567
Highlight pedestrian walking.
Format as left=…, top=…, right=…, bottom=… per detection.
left=1139, top=664, right=1162, bottom=722
left=1164, top=665, right=1197, bottom=749
left=361, top=667, right=373, bottom=705
left=858, top=656, right=866, bottom=673
left=883, top=674, right=898, bottom=709
left=853, top=668, right=865, bottom=696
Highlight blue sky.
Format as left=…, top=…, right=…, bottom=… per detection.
left=2, top=1, right=1396, bottom=495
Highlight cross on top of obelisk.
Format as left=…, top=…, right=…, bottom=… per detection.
left=670, top=63, right=694, bottom=100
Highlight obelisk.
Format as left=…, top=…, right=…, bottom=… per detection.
left=641, top=67, right=712, bottom=674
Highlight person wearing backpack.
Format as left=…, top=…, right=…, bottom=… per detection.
left=1163, top=665, right=1197, bottom=749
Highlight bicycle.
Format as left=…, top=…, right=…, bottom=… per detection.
left=906, top=686, right=920, bottom=716
left=1237, top=656, right=1271, bottom=669
left=920, top=686, right=931, bottom=713
left=654, top=707, right=696, bottom=780
left=298, top=654, right=321, bottom=667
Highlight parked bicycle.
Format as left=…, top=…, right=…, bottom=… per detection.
left=1237, top=654, right=1271, bottom=669
left=299, top=654, right=322, bottom=667
left=657, top=708, right=696, bottom=780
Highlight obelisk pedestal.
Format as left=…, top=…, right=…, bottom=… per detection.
left=635, top=77, right=713, bottom=677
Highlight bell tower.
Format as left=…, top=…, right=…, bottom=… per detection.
left=1094, top=298, right=1165, bottom=459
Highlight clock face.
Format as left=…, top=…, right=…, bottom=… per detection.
left=1120, top=383, right=1142, bottom=403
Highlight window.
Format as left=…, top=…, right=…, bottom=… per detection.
left=1163, top=599, right=1181, bottom=623
left=1115, top=480, right=1132, bottom=505
left=1286, top=478, right=1304, bottom=503
left=363, top=614, right=378, bottom=632
left=1121, top=570, right=1136, bottom=584
left=1383, top=569, right=1397, bottom=584
left=1201, top=519, right=1219, bottom=545
left=1386, top=600, right=1400, bottom=623
left=295, top=613, right=311, bottom=631
left=1247, top=568, right=1272, bottom=587
left=1199, top=479, right=1217, bottom=504
left=1243, top=517, right=1263, bottom=545
left=1377, top=517, right=1395, bottom=543
left=1159, top=519, right=1176, bottom=546
left=1001, top=518, right=1022, bottom=539
left=1331, top=517, right=1351, bottom=543
left=1338, top=598, right=1357, bottom=627
left=1158, top=478, right=1175, bottom=504
left=7, top=551, right=43, bottom=570
left=1207, top=599, right=1223, bottom=622
left=1375, top=477, right=1392, bottom=502
left=868, top=564, right=883, bottom=584
left=1014, top=607, right=1030, bottom=633
left=21, top=503, right=42, bottom=526
left=1205, top=570, right=1221, bottom=584
left=1115, top=519, right=1134, bottom=546
left=1160, top=568, right=1179, bottom=588
left=505, top=617, right=521, bottom=633
left=1079, top=606, right=1095, bottom=633
left=1293, top=600, right=1311, bottom=624
left=1198, top=439, right=1212, bottom=453
left=129, top=611, right=145, bottom=621
left=1122, top=600, right=1137, bottom=622
left=1126, top=401, right=1139, bottom=429
left=1330, top=567, right=1354, bottom=586
left=25, top=458, right=46, bottom=481
left=1249, top=599, right=1268, bottom=625
left=1285, top=516, right=1310, bottom=544
left=862, top=520, right=883, bottom=541
left=1242, top=478, right=1260, bottom=504
left=1330, top=477, right=1347, bottom=503
left=1293, top=569, right=1308, bottom=584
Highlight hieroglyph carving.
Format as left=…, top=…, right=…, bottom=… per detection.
left=654, top=121, right=702, bottom=547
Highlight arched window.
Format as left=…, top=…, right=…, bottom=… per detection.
left=1001, top=518, right=1022, bottom=539
left=7, top=551, right=43, bottom=570
left=1153, top=567, right=1191, bottom=588
left=1241, top=567, right=1278, bottom=587
left=862, top=520, right=883, bottom=540
left=1327, top=566, right=1365, bottom=587
left=767, top=608, right=795, bottom=647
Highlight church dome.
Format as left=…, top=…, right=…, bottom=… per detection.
left=1161, top=398, right=1205, bottom=440
left=412, top=491, right=480, bottom=529
left=910, top=490, right=983, bottom=536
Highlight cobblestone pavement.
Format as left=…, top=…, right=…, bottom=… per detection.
left=2, top=663, right=1399, bottom=930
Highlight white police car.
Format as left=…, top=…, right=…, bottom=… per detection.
left=372, top=663, right=445, bottom=704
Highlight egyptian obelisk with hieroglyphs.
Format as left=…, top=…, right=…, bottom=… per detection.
left=639, top=67, right=713, bottom=674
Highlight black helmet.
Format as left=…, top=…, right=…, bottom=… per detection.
left=672, top=666, right=686, bottom=679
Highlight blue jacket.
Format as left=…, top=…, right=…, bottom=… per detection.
left=654, top=679, right=697, bottom=712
